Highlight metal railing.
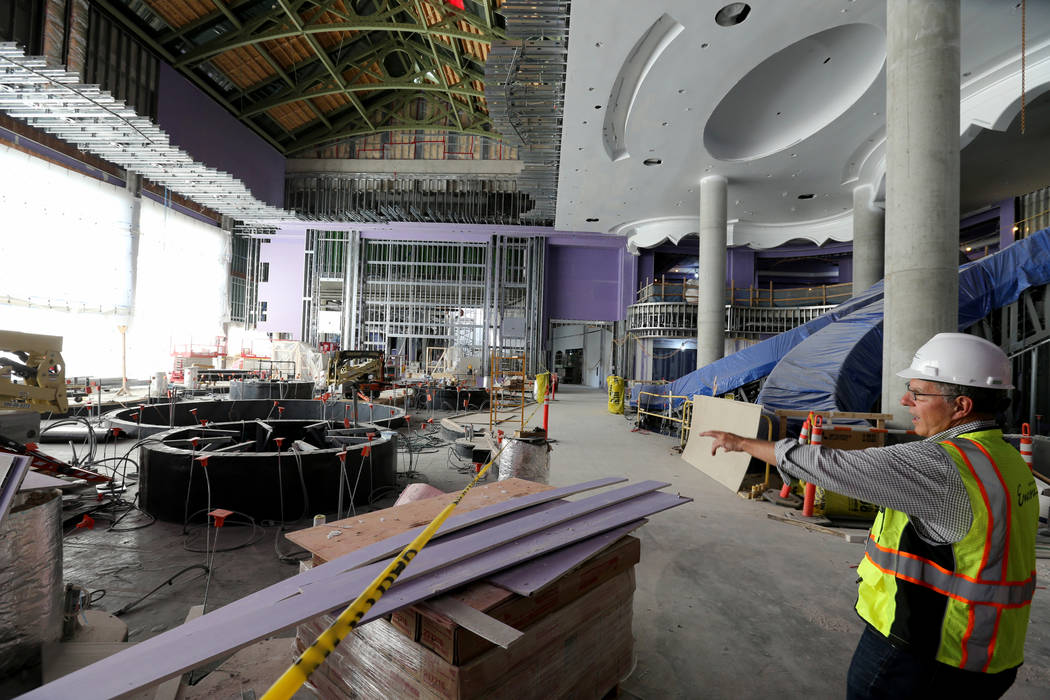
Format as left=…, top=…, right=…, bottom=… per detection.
left=626, top=301, right=833, bottom=339
left=635, top=279, right=852, bottom=307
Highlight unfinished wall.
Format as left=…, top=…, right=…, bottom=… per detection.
left=256, top=236, right=306, bottom=340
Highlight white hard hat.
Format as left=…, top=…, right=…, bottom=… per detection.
left=896, top=332, right=1013, bottom=390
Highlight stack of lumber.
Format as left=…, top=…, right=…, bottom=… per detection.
left=287, top=478, right=686, bottom=699
left=21, top=478, right=689, bottom=699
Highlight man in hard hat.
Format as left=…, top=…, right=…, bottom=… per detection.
left=701, top=333, right=1038, bottom=698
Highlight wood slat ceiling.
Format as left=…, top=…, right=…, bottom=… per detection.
left=122, top=0, right=503, bottom=154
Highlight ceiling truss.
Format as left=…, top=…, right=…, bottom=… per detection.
left=101, top=0, right=505, bottom=154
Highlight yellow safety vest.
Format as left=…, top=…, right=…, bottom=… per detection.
left=855, top=430, right=1038, bottom=673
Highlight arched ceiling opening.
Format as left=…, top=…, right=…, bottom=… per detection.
left=99, top=0, right=506, bottom=154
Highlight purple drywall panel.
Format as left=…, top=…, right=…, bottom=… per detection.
left=156, top=63, right=285, bottom=208
left=25, top=486, right=689, bottom=699
left=122, top=478, right=627, bottom=634
left=487, top=520, right=645, bottom=595
left=546, top=244, right=624, bottom=322
left=256, top=236, right=306, bottom=339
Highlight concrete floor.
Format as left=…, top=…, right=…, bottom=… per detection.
left=4, top=384, right=1049, bottom=698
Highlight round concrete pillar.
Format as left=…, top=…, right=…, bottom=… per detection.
left=882, top=0, right=960, bottom=425
left=698, top=175, right=728, bottom=370
left=852, top=184, right=885, bottom=297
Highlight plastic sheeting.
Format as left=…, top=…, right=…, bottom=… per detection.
left=630, top=277, right=887, bottom=409
left=631, top=228, right=1050, bottom=416
left=757, top=228, right=1050, bottom=414
left=0, top=489, right=63, bottom=674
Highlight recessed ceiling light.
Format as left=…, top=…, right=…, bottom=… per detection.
left=595, top=105, right=602, bottom=109
left=715, top=3, right=751, bottom=27
left=586, top=217, right=599, bottom=222
left=644, top=158, right=662, bottom=166
left=797, top=193, right=815, bottom=200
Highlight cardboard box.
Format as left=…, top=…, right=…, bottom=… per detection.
left=415, top=535, right=640, bottom=664
left=297, top=569, right=636, bottom=699
left=390, top=608, right=420, bottom=641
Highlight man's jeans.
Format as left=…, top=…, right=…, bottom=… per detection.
left=847, top=625, right=1018, bottom=699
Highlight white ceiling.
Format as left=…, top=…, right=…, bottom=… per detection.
left=555, top=0, right=1050, bottom=252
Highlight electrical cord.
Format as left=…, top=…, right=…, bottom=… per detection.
left=112, top=565, right=208, bottom=617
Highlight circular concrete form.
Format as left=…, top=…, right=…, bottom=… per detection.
left=229, top=379, right=314, bottom=400
left=434, top=387, right=490, bottom=411
left=105, top=399, right=406, bottom=438
left=703, top=23, right=885, bottom=161
left=138, top=420, right=396, bottom=523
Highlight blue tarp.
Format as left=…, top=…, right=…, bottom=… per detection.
left=631, top=228, right=1050, bottom=414
left=758, top=228, right=1050, bottom=413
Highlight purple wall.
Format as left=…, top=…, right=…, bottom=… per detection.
left=998, top=197, right=1016, bottom=250
left=157, top=63, right=286, bottom=208
left=637, top=252, right=655, bottom=288
left=726, top=247, right=755, bottom=289
left=257, top=236, right=305, bottom=338
left=837, top=257, right=853, bottom=284
left=545, top=245, right=623, bottom=322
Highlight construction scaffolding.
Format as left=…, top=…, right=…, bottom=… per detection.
left=489, top=351, right=526, bottom=434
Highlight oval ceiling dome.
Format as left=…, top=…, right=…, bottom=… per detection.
left=703, top=23, right=885, bottom=162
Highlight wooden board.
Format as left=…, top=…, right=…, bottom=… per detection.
left=681, top=396, right=764, bottom=493
left=766, top=512, right=868, bottom=543
left=425, top=597, right=524, bottom=649
left=287, top=477, right=554, bottom=563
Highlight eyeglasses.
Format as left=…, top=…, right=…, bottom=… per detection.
left=904, top=384, right=960, bottom=402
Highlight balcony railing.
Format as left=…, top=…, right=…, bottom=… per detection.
left=627, top=281, right=847, bottom=339
left=636, top=279, right=853, bottom=307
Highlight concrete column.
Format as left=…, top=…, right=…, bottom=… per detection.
left=698, top=175, right=728, bottom=370
left=882, top=0, right=960, bottom=425
left=126, top=172, right=142, bottom=310
left=851, top=184, right=885, bottom=296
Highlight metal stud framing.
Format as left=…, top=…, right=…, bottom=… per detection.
left=484, top=0, right=570, bottom=224
left=300, top=235, right=546, bottom=375
left=0, top=43, right=295, bottom=224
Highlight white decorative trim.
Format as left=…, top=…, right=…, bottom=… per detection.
left=960, top=37, right=1050, bottom=147
left=729, top=212, right=854, bottom=250
left=602, top=13, right=684, bottom=163
left=621, top=211, right=854, bottom=252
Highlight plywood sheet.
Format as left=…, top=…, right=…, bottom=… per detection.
left=681, top=396, right=764, bottom=493
left=287, top=477, right=554, bottom=563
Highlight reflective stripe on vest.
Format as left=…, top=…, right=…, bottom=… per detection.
left=863, top=439, right=1036, bottom=608
left=863, top=538, right=1036, bottom=606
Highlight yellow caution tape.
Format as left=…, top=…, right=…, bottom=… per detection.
left=262, top=404, right=541, bottom=700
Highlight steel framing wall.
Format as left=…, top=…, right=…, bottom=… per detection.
left=300, top=234, right=546, bottom=377
left=304, top=234, right=545, bottom=375
left=230, top=233, right=262, bottom=326
left=301, top=230, right=352, bottom=346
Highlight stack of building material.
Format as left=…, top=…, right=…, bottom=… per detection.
left=21, top=478, right=688, bottom=698
left=298, top=571, right=635, bottom=699
left=288, top=479, right=683, bottom=699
